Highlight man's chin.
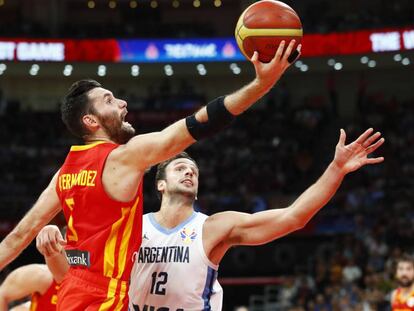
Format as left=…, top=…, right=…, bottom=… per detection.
left=177, top=189, right=197, bottom=200
left=122, top=122, right=135, bottom=132
left=398, top=280, right=414, bottom=288
left=109, top=129, right=135, bottom=145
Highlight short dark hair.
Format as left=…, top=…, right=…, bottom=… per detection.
left=155, top=152, right=198, bottom=199
left=396, top=254, right=414, bottom=268
left=61, top=79, right=101, bottom=138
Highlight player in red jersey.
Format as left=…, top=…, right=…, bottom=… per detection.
left=391, top=255, right=414, bottom=310
left=0, top=41, right=301, bottom=310
left=0, top=228, right=68, bottom=311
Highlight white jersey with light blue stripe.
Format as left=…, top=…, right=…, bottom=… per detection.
left=129, top=212, right=223, bottom=311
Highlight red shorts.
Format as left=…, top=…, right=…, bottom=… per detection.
left=57, top=268, right=129, bottom=311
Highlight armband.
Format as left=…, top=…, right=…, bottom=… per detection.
left=185, top=96, right=235, bottom=140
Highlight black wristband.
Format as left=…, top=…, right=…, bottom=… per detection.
left=206, top=96, right=235, bottom=125
left=185, top=96, right=235, bottom=141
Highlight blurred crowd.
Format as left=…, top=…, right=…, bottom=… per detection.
left=0, top=0, right=413, bottom=38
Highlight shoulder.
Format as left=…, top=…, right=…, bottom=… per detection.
left=4, top=264, right=52, bottom=289
left=195, top=212, right=209, bottom=222
left=142, top=213, right=151, bottom=222
left=27, top=264, right=53, bottom=284
left=203, top=211, right=240, bottom=239
left=204, top=211, right=246, bottom=228
left=108, top=135, right=150, bottom=168
left=391, top=288, right=399, bottom=302
left=12, top=264, right=49, bottom=278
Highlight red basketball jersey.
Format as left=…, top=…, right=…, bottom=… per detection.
left=56, top=141, right=143, bottom=282
left=30, top=280, right=59, bottom=311
left=392, top=287, right=414, bottom=310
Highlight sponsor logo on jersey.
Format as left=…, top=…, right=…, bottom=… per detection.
left=180, top=227, right=196, bottom=244
left=66, top=249, right=91, bottom=267
left=136, top=246, right=189, bottom=264
left=143, top=233, right=150, bottom=240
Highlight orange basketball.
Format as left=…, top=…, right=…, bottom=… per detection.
left=235, top=0, right=303, bottom=63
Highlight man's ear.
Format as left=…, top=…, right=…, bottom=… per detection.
left=82, top=114, right=100, bottom=132
left=157, top=180, right=166, bottom=193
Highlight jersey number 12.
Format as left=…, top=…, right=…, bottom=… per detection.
left=150, top=272, right=168, bottom=295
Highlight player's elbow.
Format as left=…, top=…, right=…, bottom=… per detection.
left=12, top=226, right=35, bottom=247
left=294, top=220, right=308, bottom=231
left=286, top=214, right=308, bottom=232
left=6, top=230, right=25, bottom=251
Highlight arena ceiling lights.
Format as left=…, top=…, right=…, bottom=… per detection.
left=82, top=0, right=222, bottom=9
left=0, top=52, right=410, bottom=79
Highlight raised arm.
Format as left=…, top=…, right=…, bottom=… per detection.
left=118, top=40, right=301, bottom=170
left=0, top=264, right=53, bottom=311
left=204, top=128, right=384, bottom=263
left=0, top=172, right=62, bottom=271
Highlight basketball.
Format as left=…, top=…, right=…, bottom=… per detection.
left=235, top=0, right=303, bottom=63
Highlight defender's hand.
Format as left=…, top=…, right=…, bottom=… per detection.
left=333, top=128, right=385, bottom=174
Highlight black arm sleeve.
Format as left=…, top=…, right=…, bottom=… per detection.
left=185, top=96, right=235, bottom=141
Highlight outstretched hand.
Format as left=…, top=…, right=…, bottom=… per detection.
left=333, top=128, right=385, bottom=174
left=36, top=225, right=66, bottom=257
left=250, top=40, right=302, bottom=91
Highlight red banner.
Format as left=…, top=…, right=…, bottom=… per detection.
left=302, top=27, right=414, bottom=57
left=0, top=38, right=120, bottom=62
left=0, top=26, right=413, bottom=62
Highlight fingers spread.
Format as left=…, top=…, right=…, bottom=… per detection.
left=366, top=137, right=385, bottom=154
left=338, top=128, right=346, bottom=146
left=365, top=157, right=385, bottom=164
left=362, top=131, right=381, bottom=148
left=355, top=128, right=374, bottom=145
left=271, top=40, right=286, bottom=64
left=282, top=39, right=296, bottom=63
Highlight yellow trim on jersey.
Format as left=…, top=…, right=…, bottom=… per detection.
left=116, top=197, right=140, bottom=278
left=98, top=278, right=118, bottom=311
left=114, top=281, right=127, bottom=311
left=97, top=278, right=128, bottom=311
left=103, top=207, right=130, bottom=278
left=30, top=295, right=38, bottom=311
left=237, top=26, right=303, bottom=40
left=70, top=141, right=108, bottom=151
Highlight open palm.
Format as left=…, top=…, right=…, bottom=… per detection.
left=334, top=128, right=384, bottom=174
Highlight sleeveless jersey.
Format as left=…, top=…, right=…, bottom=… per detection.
left=392, top=288, right=414, bottom=310
left=30, top=280, right=59, bottom=311
left=129, top=212, right=223, bottom=311
left=56, top=141, right=143, bottom=283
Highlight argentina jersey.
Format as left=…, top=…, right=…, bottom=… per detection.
left=129, top=212, right=223, bottom=311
